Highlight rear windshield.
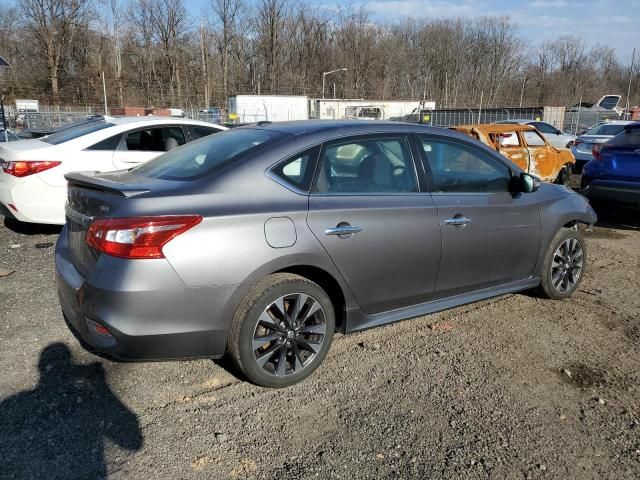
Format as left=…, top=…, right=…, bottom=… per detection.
left=585, top=124, right=628, bottom=136
left=43, top=121, right=114, bottom=145
left=608, top=126, right=640, bottom=146
left=131, top=128, right=279, bottom=180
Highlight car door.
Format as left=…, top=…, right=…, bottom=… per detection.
left=112, top=125, right=187, bottom=169
left=306, top=134, right=442, bottom=315
left=521, top=129, right=557, bottom=181
left=417, top=134, right=541, bottom=299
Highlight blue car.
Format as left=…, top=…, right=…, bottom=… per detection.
left=581, top=123, right=640, bottom=207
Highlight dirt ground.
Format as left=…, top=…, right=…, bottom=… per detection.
left=1, top=205, right=639, bottom=480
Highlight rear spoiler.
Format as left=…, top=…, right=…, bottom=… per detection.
left=65, top=171, right=150, bottom=197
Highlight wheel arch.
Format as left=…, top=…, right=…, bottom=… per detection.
left=273, top=265, right=347, bottom=333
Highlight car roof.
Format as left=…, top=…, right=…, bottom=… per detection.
left=248, top=119, right=405, bottom=135
left=595, top=120, right=636, bottom=125
left=454, top=123, right=536, bottom=133
left=494, top=119, right=539, bottom=124
left=108, top=116, right=222, bottom=127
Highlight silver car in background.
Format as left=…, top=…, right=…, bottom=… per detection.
left=495, top=119, right=576, bottom=149
left=571, top=121, right=635, bottom=172
left=55, top=121, right=596, bottom=387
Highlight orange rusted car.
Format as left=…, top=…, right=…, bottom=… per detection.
left=452, top=124, right=575, bottom=184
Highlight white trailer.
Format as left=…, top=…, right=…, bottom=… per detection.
left=15, top=99, right=39, bottom=113
left=310, top=99, right=435, bottom=121
left=228, top=95, right=309, bottom=123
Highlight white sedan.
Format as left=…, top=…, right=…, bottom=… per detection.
left=0, top=117, right=226, bottom=224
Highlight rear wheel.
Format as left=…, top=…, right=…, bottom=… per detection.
left=537, top=227, right=586, bottom=300
left=228, top=273, right=335, bottom=387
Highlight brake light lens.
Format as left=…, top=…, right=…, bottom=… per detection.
left=573, top=139, right=582, bottom=147
left=86, top=215, right=202, bottom=259
left=2, top=161, right=61, bottom=177
left=592, top=143, right=604, bottom=161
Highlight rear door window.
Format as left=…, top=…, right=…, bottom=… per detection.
left=124, top=127, right=186, bottom=152
left=314, top=136, right=418, bottom=194
left=188, top=125, right=221, bottom=141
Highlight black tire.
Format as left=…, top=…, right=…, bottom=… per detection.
left=555, top=164, right=573, bottom=185
left=228, top=273, right=335, bottom=388
left=537, top=227, right=587, bottom=300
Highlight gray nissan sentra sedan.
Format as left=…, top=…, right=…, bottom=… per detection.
left=55, top=120, right=597, bottom=387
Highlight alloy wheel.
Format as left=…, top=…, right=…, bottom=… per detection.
left=551, top=238, right=584, bottom=293
left=252, top=293, right=327, bottom=377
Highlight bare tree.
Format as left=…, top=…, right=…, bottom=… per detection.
left=20, top=0, right=91, bottom=105
left=211, top=0, right=242, bottom=100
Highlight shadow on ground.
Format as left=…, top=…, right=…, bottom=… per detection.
left=0, top=343, right=142, bottom=480
left=3, top=218, right=62, bottom=236
left=593, top=204, right=639, bottom=231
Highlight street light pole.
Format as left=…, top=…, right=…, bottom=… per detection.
left=322, top=68, right=347, bottom=99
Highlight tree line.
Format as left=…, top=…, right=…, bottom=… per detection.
left=0, top=0, right=637, bottom=110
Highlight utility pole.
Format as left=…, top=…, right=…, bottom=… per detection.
left=322, top=68, right=347, bottom=99
left=102, top=71, right=108, bottom=115
left=625, top=48, right=636, bottom=120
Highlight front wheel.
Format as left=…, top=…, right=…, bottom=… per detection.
left=555, top=164, right=573, bottom=185
left=228, top=273, right=335, bottom=387
left=537, top=227, right=587, bottom=300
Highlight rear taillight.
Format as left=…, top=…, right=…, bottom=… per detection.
left=573, top=139, right=582, bottom=147
left=86, top=215, right=202, bottom=259
left=592, top=143, right=604, bottom=161
left=2, top=161, right=61, bottom=177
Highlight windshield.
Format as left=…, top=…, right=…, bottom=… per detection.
left=599, top=96, right=620, bottom=110
left=43, top=121, right=114, bottom=145
left=608, top=126, right=640, bottom=146
left=131, top=128, right=280, bottom=180
left=585, top=124, right=628, bottom=136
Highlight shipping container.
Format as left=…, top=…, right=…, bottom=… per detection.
left=228, top=95, right=309, bottom=123
left=310, top=99, right=435, bottom=121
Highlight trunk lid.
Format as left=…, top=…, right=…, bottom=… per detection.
left=575, top=135, right=612, bottom=154
left=599, top=146, right=640, bottom=180
left=64, top=170, right=179, bottom=276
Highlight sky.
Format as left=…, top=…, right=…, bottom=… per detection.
left=185, top=0, right=639, bottom=62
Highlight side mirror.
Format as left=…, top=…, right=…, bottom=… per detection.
left=519, top=172, right=539, bottom=193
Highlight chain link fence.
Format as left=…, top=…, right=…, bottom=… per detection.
left=2, top=102, right=633, bottom=136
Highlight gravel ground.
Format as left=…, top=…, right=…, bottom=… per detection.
left=1, top=205, right=639, bottom=480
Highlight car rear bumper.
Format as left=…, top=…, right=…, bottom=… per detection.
left=581, top=178, right=640, bottom=206
left=570, top=148, right=593, bottom=171
left=55, top=225, right=238, bottom=360
left=0, top=174, right=66, bottom=224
